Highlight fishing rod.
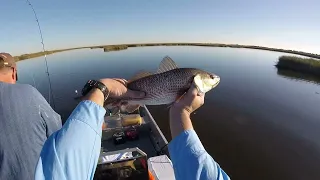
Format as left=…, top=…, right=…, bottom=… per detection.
left=25, top=0, right=56, bottom=109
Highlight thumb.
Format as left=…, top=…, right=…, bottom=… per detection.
left=126, top=89, right=146, bottom=99
left=178, top=83, right=200, bottom=103
left=183, top=82, right=205, bottom=104
left=187, top=82, right=202, bottom=97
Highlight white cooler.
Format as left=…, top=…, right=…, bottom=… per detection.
left=148, top=155, right=176, bottom=180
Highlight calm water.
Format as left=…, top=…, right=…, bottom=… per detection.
left=17, top=47, right=320, bottom=179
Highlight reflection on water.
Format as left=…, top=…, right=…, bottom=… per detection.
left=277, top=68, right=320, bottom=85
left=17, top=47, right=320, bottom=179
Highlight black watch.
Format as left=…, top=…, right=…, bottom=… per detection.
left=82, top=80, right=109, bottom=101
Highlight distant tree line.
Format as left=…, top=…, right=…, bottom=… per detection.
left=15, top=43, right=320, bottom=61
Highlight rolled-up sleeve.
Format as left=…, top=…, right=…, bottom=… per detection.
left=35, top=100, right=106, bottom=180
left=168, top=130, right=230, bottom=180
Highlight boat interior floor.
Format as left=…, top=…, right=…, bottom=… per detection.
left=101, top=114, right=159, bottom=157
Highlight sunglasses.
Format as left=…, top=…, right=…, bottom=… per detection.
left=0, top=57, right=18, bottom=81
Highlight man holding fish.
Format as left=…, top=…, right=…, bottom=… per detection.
left=35, top=57, right=230, bottom=180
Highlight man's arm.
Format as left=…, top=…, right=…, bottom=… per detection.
left=168, top=84, right=230, bottom=180
left=35, top=89, right=105, bottom=180
left=35, top=79, right=145, bottom=180
left=30, top=86, right=62, bottom=137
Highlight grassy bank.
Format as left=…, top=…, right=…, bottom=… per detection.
left=15, top=43, right=320, bottom=61
left=103, top=45, right=128, bottom=52
left=14, top=47, right=86, bottom=61
left=276, top=56, right=320, bottom=76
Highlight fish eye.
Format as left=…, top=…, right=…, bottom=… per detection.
left=210, top=75, right=214, bottom=79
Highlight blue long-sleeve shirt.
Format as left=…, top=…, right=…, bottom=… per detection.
left=0, top=82, right=61, bottom=180
left=35, top=100, right=230, bottom=180
left=169, top=130, right=230, bottom=180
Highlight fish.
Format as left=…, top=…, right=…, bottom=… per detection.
left=105, top=56, right=220, bottom=113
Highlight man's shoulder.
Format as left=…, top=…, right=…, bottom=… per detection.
left=12, top=83, right=38, bottom=92
left=0, top=82, right=34, bottom=89
left=0, top=82, right=40, bottom=96
left=16, top=83, right=36, bottom=89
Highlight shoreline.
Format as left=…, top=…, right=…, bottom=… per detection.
left=14, top=43, right=320, bottom=61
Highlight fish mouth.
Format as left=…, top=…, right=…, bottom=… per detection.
left=211, top=75, right=220, bottom=88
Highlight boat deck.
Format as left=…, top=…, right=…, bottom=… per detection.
left=101, top=123, right=158, bottom=157
left=95, top=107, right=172, bottom=180
left=100, top=109, right=165, bottom=158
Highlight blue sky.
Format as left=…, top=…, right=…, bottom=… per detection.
left=1, top=0, right=319, bottom=55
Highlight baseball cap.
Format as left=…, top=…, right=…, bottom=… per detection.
left=0, top=52, right=18, bottom=81
left=0, top=52, right=16, bottom=68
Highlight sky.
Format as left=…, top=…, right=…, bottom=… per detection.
left=1, top=0, right=319, bottom=55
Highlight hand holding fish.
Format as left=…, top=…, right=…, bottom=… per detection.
left=169, top=81, right=206, bottom=138
left=99, top=78, right=146, bottom=99
left=171, top=82, right=205, bottom=115
left=83, top=78, right=146, bottom=108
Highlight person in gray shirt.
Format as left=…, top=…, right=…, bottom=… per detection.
left=0, top=53, right=62, bottom=180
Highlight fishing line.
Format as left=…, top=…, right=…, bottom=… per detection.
left=31, top=73, right=37, bottom=89
left=25, top=0, right=56, bottom=109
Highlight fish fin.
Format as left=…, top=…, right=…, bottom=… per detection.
left=129, top=70, right=153, bottom=82
left=124, top=104, right=141, bottom=113
left=176, top=92, right=187, bottom=102
left=157, top=56, right=178, bottom=73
